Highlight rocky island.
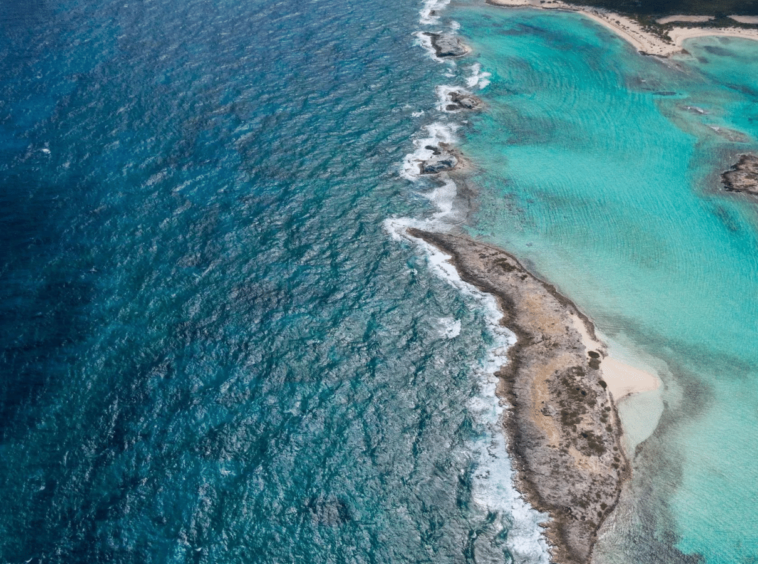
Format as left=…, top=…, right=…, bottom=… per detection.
left=418, top=143, right=460, bottom=175
left=424, top=33, right=470, bottom=58
left=407, top=228, right=629, bottom=564
left=723, top=154, right=758, bottom=195
left=445, top=90, right=482, bottom=112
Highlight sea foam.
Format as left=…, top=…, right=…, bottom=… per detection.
left=397, top=231, right=552, bottom=564
left=400, top=121, right=458, bottom=182
left=414, top=31, right=445, bottom=63
left=419, top=0, right=451, bottom=25
left=385, top=4, right=552, bottom=561
left=467, top=63, right=492, bottom=90
left=438, top=316, right=462, bottom=338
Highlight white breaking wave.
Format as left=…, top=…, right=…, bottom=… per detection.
left=401, top=232, right=553, bottom=564
left=435, top=84, right=475, bottom=112
left=386, top=5, right=551, bottom=560
left=401, top=121, right=458, bottom=181
left=382, top=176, right=461, bottom=237
left=419, top=0, right=450, bottom=25
left=468, top=306, right=552, bottom=564
left=414, top=31, right=444, bottom=63
left=467, top=63, right=492, bottom=90
left=383, top=204, right=552, bottom=563
left=438, top=316, right=462, bottom=338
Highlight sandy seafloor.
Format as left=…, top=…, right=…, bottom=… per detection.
left=423, top=2, right=758, bottom=562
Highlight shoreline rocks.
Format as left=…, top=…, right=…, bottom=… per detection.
left=419, top=143, right=460, bottom=175
left=425, top=33, right=470, bottom=58
left=446, top=91, right=483, bottom=112
left=406, top=229, right=629, bottom=564
left=723, top=154, right=758, bottom=195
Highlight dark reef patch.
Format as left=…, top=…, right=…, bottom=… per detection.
left=722, top=153, right=758, bottom=195
left=425, top=33, right=470, bottom=58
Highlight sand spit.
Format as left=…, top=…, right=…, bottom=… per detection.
left=730, top=15, right=758, bottom=24
left=656, top=15, right=713, bottom=24
left=723, top=154, right=758, bottom=195
left=568, top=316, right=659, bottom=401
left=600, top=357, right=659, bottom=399
left=668, top=26, right=758, bottom=49
left=487, top=0, right=758, bottom=57
left=407, top=228, right=630, bottom=564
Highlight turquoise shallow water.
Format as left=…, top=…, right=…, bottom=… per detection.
left=450, top=4, right=758, bottom=562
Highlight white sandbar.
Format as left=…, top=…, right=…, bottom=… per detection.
left=488, top=0, right=758, bottom=57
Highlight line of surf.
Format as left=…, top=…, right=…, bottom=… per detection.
left=383, top=2, right=552, bottom=562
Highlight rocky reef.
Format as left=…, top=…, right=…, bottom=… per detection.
left=419, top=143, right=459, bottom=175
left=723, top=154, right=758, bottom=196
left=407, top=229, right=629, bottom=564
left=425, top=33, right=470, bottom=58
left=445, top=90, right=482, bottom=112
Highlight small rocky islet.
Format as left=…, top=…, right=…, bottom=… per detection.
left=417, top=35, right=478, bottom=175
left=425, top=32, right=470, bottom=58
left=446, top=90, right=482, bottom=112
left=723, top=154, right=758, bottom=196
left=419, top=143, right=459, bottom=175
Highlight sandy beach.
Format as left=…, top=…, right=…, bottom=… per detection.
left=668, top=26, right=758, bottom=50
left=656, top=15, right=713, bottom=24
left=570, top=314, right=659, bottom=401
left=730, top=15, right=758, bottom=24
left=488, top=0, right=758, bottom=57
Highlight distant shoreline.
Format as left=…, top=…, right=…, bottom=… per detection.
left=487, top=0, right=758, bottom=57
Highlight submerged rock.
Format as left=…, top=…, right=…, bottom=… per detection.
left=426, top=33, right=469, bottom=58
left=723, top=154, right=758, bottom=196
left=419, top=144, right=458, bottom=174
left=446, top=91, right=482, bottom=112
left=708, top=125, right=749, bottom=143
left=305, top=496, right=352, bottom=526
left=683, top=104, right=708, bottom=115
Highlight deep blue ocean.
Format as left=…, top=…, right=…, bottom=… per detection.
left=0, top=0, right=549, bottom=562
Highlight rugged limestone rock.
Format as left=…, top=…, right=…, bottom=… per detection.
left=426, top=33, right=469, bottom=58
left=419, top=144, right=459, bottom=174
left=446, top=91, right=482, bottom=112
left=407, top=229, right=629, bottom=564
left=723, top=154, right=758, bottom=196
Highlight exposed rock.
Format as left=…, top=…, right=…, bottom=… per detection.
left=723, top=154, right=758, bottom=196
left=419, top=144, right=459, bottom=174
left=446, top=91, right=482, bottom=112
left=426, top=33, right=470, bottom=58
left=406, top=228, right=629, bottom=564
